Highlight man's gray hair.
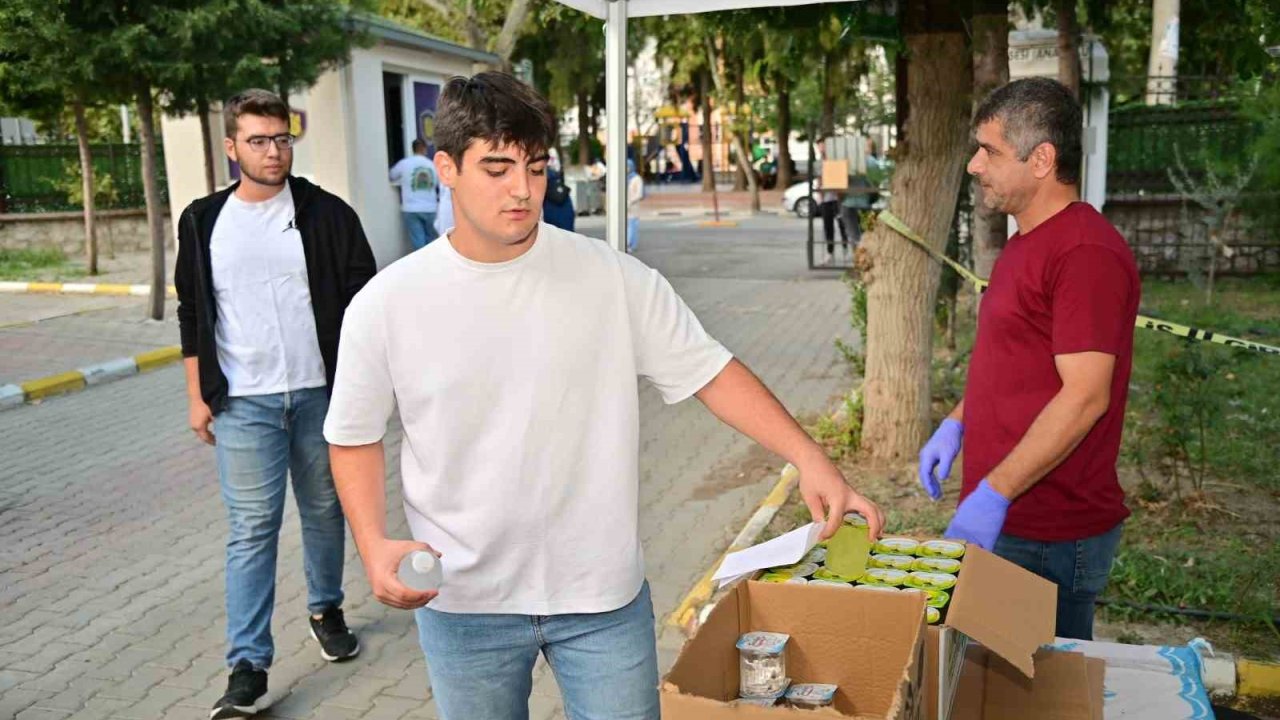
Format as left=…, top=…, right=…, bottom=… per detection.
left=973, top=77, right=1082, bottom=185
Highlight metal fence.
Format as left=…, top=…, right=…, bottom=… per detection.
left=1104, top=76, right=1278, bottom=275
left=0, top=143, right=166, bottom=213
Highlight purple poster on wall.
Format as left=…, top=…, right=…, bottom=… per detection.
left=413, top=82, right=440, bottom=153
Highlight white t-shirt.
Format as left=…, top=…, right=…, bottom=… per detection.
left=323, top=223, right=732, bottom=615
left=210, top=185, right=327, bottom=397
left=389, top=155, right=439, bottom=213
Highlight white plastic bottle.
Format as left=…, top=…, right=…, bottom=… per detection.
left=398, top=550, right=443, bottom=592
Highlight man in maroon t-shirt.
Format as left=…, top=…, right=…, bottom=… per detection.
left=916, top=78, right=1140, bottom=639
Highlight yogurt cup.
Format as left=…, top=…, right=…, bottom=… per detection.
left=917, top=539, right=966, bottom=559
left=927, top=606, right=942, bottom=624
left=911, top=557, right=962, bottom=574
left=785, top=683, right=838, bottom=708
left=813, top=567, right=862, bottom=583
left=808, top=579, right=854, bottom=589
left=870, top=554, right=917, bottom=571
left=857, top=568, right=909, bottom=587
left=873, top=537, right=921, bottom=556
left=902, top=571, right=958, bottom=591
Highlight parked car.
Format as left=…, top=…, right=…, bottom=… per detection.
left=782, top=181, right=817, bottom=218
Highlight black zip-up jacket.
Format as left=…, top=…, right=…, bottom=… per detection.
left=175, top=176, right=377, bottom=415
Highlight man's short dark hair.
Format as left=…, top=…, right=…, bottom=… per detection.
left=224, top=89, right=290, bottom=139
left=411, top=139, right=426, bottom=153
left=973, top=77, right=1082, bottom=185
left=435, top=72, right=554, bottom=169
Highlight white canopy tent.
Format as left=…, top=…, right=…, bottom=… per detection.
left=552, top=0, right=847, bottom=252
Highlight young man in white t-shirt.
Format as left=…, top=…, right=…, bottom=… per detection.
left=389, top=139, right=440, bottom=250
left=323, top=72, right=885, bottom=720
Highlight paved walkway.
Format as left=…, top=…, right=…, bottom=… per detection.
left=0, top=215, right=857, bottom=719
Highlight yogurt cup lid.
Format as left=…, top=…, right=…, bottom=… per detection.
left=785, top=683, right=838, bottom=704
left=903, top=571, right=958, bottom=590
left=813, top=567, right=862, bottom=583
left=927, top=606, right=941, bottom=624
left=858, top=568, right=909, bottom=586
left=912, top=557, right=962, bottom=573
left=873, top=537, right=921, bottom=555
left=918, top=539, right=966, bottom=558
left=843, top=512, right=869, bottom=527
left=853, top=583, right=900, bottom=593
left=871, top=553, right=917, bottom=570
left=736, top=632, right=790, bottom=655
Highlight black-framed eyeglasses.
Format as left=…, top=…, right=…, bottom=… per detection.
left=243, top=134, right=296, bottom=153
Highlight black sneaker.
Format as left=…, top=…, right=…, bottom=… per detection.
left=210, top=659, right=267, bottom=719
left=309, top=606, right=360, bottom=662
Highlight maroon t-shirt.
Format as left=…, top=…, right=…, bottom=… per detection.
left=961, top=202, right=1139, bottom=541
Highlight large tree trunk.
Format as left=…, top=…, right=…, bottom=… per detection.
left=971, top=0, right=1010, bottom=282
left=577, top=88, right=591, bottom=165
left=731, top=134, right=760, bottom=212
left=820, top=52, right=836, bottom=139
left=700, top=69, right=715, bottom=192
left=858, top=2, right=972, bottom=461
left=776, top=76, right=793, bottom=189
left=136, top=85, right=166, bottom=321
left=491, top=0, right=532, bottom=69
left=197, top=95, right=217, bottom=195
left=1056, top=0, right=1080, bottom=99
left=72, top=97, right=98, bottom=276
left=732, top=60, right=748, bottom=192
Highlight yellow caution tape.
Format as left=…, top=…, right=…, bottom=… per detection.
left=877, top=210, right=1280, bottom=357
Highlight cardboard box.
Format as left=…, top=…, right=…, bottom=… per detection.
left=661, top=581, right=928, bottom=719
left=917, top=545, right=1059, bottom=720
left=705, top=527, right=1061, bottom=720
left=948, top=644, right=1104, bottom=720
left=821, top=159, right=850, bottom=190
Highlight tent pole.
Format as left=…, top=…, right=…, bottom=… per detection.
left=605, top=0, right=628, bottom=253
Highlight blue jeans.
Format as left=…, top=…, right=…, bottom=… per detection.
left=405, top=211, right=438, bottom=250
left=414, top=581, right=660, bottom=720
left=214, top=388, right=346, bottom=670
left=993, top=523, right=1124, bottom=640
left=627, top=217, right=639, bottom=252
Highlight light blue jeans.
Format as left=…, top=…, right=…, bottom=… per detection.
left=993, top=523, right=1124, bottom=640
left=405, top=211, right=438, bottom=250
left=414, top=581, right=660, bottom=720
left=214, top=387, right=346, bottom=670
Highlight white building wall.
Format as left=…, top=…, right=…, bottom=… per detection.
left=160, top=37, right=484, bottom=268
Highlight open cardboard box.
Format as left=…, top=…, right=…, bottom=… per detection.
left=704, top=525, right=1070, bottom=720
left=661, top=581, right=928, bottom=719
left=949, top=644, right=1106, bottom=720
left=918, top=544, right=1061, bottom=720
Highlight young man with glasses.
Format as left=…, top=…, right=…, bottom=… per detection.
left=323, top=72, right=885, bottom=720
left=175, top=88, right=378, bottom=719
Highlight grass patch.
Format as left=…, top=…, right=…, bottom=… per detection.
left=0, top=248, right=83, bottom=281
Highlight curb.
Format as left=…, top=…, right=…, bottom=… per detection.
left=0, top=345, right=183, bottom=410
left=666, top=463, right=799, bottom=635
left=1238, top=658, right=1280, bottom=699
left=643, top=209, right=787, bottom=220
left=0, top=280, right=176, bottom=297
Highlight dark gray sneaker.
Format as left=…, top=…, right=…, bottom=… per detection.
left=210, top=659, right=267, bottom=719
left=309, top=606, right=360, bottom=662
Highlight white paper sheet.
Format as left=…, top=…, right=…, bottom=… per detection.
left=712, top=522, right=823, bottom=588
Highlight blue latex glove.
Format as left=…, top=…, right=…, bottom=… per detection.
left=944, top=479, right=1011, bottom=551
left=918, top=418, right=963, bottom=501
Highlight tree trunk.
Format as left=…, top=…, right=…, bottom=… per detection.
left=732, top=60, right=748, bottom=192
left=731, top=133, right=760, bottom=212
left=577, top=88, right=591, bottom=165
left=1055, top=0, right=1080, bottom=99
left=971, top=0, right=1010, bottom=283
left=776, top=77, right=793, bottom=189
left=491, top=0, right=532, bottom=69
left=197, top=95, right=217, bottom=195
left=700, top=69, right=715, bottom=192
left=73, top=97, right=98, bottom=276
left=859, top=3, right=972, bottom=461
left=820, top=52, right=836, bottom=139
left=136, top=85, right=166, bottom=321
